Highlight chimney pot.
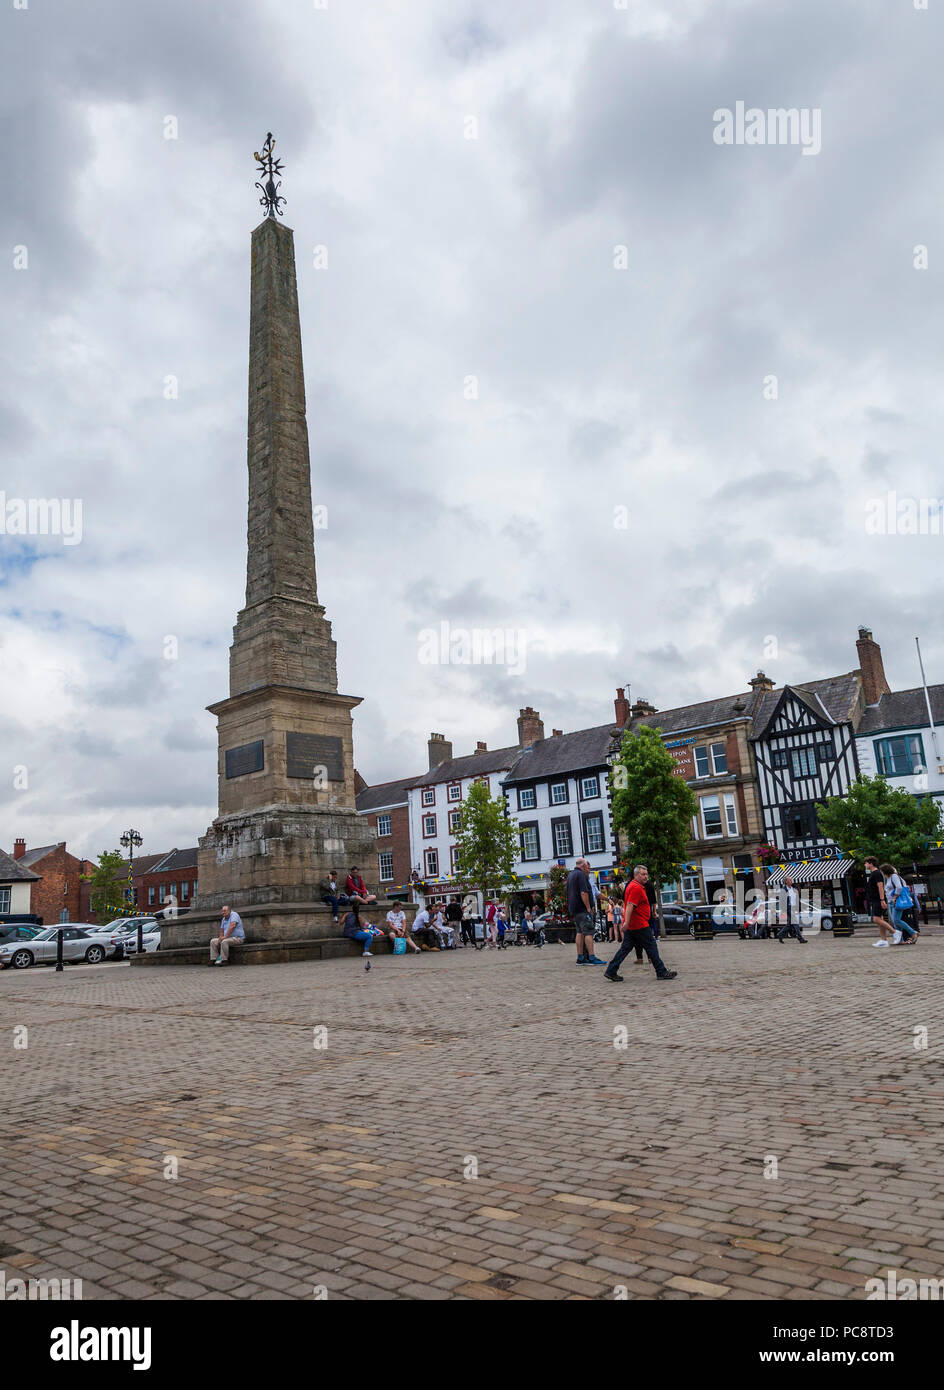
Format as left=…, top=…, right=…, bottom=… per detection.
left=474, top=741, right=487, bottom=753
left=630, top=698, right=658, bottom=718
left=748, top=671, right=775, bottom=692
left=552, top=728, right=562, bottom=737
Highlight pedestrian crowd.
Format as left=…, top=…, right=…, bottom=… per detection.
left=205, top=856, right=923, bottom=969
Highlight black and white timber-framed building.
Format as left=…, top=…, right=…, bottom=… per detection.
left=750, top=672, right=864, bottom=859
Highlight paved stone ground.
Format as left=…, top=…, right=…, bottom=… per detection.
left=2, top=932, right=943, bottom=1301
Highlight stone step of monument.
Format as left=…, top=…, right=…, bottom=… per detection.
left=130, top=935, right=410, bottom=967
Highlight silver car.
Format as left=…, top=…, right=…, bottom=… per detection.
left=102, top=918, right=159, bottom=959
left=121, top=925, right=162, bottom=955
left=0, top=926, right=117, bottom=970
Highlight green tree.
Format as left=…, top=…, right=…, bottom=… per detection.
left=82, top=850, right=128, bottom=923
left=610, top=726, right=698, bottom=931
left=816, top=776, right=942, bottom=869
left=453, top=780, right=519, bottom=912
left=547, top=862, right=569, bottom=919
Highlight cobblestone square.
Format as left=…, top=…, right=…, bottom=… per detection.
left=3, top=934, right=943, bottom=1301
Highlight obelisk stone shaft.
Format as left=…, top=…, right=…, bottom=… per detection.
left=194, top=213, right=376, bottom=913
left=229, top=217, right=338, bottom=699
left=246, top=216, right=317, bottom=608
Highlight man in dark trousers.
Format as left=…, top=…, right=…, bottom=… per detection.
left=445, top=895, right=464, bottom=945
left=776, top=874, right=807, bottom=943
left=604, top=865, right=677, bottom=983
left=567, top=858, right=606, bottom=965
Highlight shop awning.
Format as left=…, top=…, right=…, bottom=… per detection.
left=765, top=859, right=854, bottom=887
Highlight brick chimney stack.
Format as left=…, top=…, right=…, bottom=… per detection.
left=856, top=626, right=890, bottom=706
left=614, top=688, right=630, bottom=726
left=748, top=671, right=775, bottom=692
left=516, top=706, right=545, bottom=748
left=630, top=698, right=658, bottom=718
left=428, top=732, right=454, bottom=770
left=551, top=728, right=562, bottom=737
left=13, top=838, right=25, bottom=860
left=474, top=741, right=488, bottom=754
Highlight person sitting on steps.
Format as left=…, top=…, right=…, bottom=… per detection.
left=345, top=866, right=377, bottom=905
left=320, top=869, right=348, bottom=923
left=342, top=903, right=388, bottom=959
left=209, top=905, right=244, bottom=966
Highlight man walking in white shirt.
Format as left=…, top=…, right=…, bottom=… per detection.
left=776, top=876, right=807, bottom=944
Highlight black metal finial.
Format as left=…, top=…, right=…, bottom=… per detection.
left=253, top=132, right=286, bottom=219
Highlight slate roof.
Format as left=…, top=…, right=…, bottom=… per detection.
left=116, top=853, right=170, bottom=878
left=0, top=849, right=41, bottom=882
left=355, top=776, right=419, bottom=813
left=146, top=848, right=199, bottom=874
left=625, top=692, right=756, bottom=738
left=17, top=842, right=62, bottom=868
left=413, top=744, right=522, bottom=787
left=857, top=685, right=944, bottom=736
left=502, top=724, right=621, bottom=784
left=750, top=672, right=863, bottom=740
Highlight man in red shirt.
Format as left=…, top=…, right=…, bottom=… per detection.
left=603, top=864, right=677, bottom=983
left=345, top=867, right=377, bottom=905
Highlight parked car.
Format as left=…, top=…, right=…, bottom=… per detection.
left=0, top=926, right=119, bottom=970
left=658, top=907, right=694, bottom=935
left=688, top=904, right=750, bottom=937
left=102, top=917, right=161, bottom=958
left=121, top=925, right=162, bottom=955
left=106, top=916, right=160, bottom=934
left=0, top=924, right=43, bottom=945
left=744, top=900, right=838, bottom=935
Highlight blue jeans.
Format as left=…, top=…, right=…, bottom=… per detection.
left=889, top=903, right=916, bottom=937
left=606, top=927, right=669, bottom=978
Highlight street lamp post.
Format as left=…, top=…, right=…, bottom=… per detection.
left=120, top=829, right=143, bottom=955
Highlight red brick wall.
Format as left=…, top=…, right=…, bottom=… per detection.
left=27, top=845, right=85, bottom=926
left=366, top=805, right=411, bottom=891
left=138, top=867, right=199, bottom=913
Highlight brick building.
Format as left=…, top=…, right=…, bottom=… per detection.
left=136, top=848, right=199, bottom=915
left=354, top=775, right=416, bottom=896
left=5, top=840, right=94, bottom=926
left=619, top=689, right=767, bottom=906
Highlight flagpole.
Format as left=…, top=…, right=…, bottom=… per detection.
left=915, top=636, right=943, bottom=773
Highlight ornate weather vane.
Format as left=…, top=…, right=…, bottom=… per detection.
left=253, top=132, right=286, bottom=219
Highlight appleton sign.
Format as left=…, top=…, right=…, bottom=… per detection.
left=663, top=736, right=696, bottom=779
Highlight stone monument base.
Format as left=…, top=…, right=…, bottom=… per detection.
left=194, top=804, right=378, bottom=912
left=133, top=898, right=417, bottom=967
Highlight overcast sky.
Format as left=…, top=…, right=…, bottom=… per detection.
left=2, top=0, right=942, bottom=860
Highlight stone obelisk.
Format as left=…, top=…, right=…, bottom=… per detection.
left=193, top=135, right=376, bottom=915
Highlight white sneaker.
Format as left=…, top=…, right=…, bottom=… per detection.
left=873, top=939, right=889, bottom=947
left=892, top=930, right=903, bottom=944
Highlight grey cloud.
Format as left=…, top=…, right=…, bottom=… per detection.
left=2, top=0, right=942, bottom=847
left=87, top=660, right=169, bottom=709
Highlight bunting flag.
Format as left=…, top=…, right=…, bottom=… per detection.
left=392, top=834, right=943, bottom=898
